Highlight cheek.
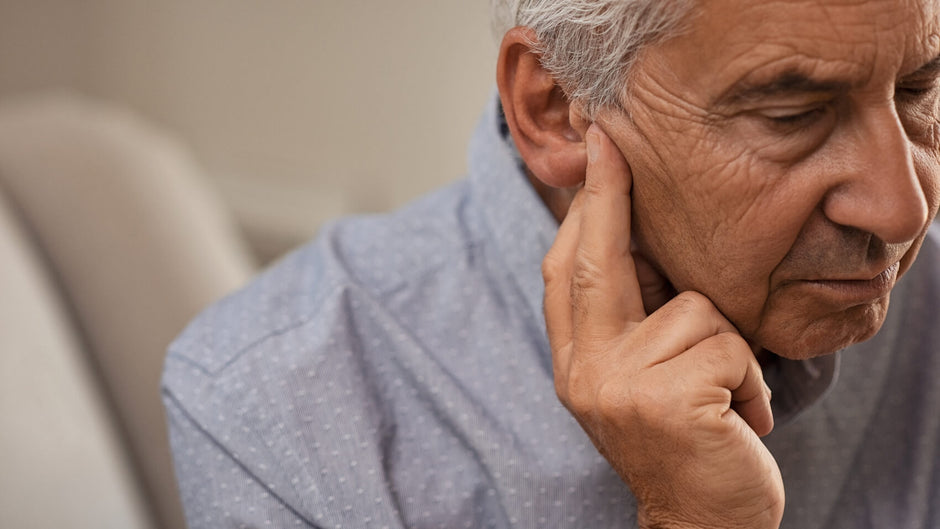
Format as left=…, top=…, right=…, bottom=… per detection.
left=628, top=152, right=716, bottom=286
left=628, top=129, right=740, bottom=254
left=616, top=102, right=830, bottom=338
left=631, top=139, right=777, bottom=272
left=630, top=145, right=815, bottom=336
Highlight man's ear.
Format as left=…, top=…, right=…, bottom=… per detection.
left=497, top=27, right=589, bottom=188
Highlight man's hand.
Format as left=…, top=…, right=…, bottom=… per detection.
left=542, top=124, right=784, bottom=529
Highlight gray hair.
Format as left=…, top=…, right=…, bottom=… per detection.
left=491, top=0, right=694, bottom=116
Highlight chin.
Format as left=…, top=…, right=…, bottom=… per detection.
left=753, top=300, right=890, bottom=360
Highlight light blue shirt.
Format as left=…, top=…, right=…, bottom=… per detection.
left=163, top=97, right=940, bottom=529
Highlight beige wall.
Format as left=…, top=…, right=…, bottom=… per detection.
left=0, top=0, right=497, bottom=258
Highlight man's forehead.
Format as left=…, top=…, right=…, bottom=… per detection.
left=696, top=0, right=940, bottom=48
left=632, top=0, right=940, bottom=103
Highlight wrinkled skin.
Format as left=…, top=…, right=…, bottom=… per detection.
left=544, top=126, right=785, bottom=528
left=529, top=1, right=940, bottom=527
left=598, top=0, right=940, bottom=359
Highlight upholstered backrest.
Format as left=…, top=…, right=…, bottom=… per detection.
left=0, top=93, right=256, bottom=528
left=0, top=187, right=155, bottom=529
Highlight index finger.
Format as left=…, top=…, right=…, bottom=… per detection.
left=571, top=123, right=647, bottom=342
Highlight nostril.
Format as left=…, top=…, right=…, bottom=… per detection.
left=821, top=175, right=929, bottom=245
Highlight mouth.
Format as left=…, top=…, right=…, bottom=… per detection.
left=801, top=261, right=900, bottom=306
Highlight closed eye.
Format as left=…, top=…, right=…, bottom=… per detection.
left=760, top=106, right=828, bottom=131
left=895, top=82, right=938, bottom=99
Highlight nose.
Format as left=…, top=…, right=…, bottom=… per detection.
left=821, top=106, right=929, bottom=244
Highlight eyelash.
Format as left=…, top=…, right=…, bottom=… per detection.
left=763, top=106, right=827, bottom=130
left=755, top=81, right=940, bottom=134
left=895, top=82, right=938, bottom=100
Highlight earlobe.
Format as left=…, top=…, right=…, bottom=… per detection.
left=497, top=27, right=588, bottom=188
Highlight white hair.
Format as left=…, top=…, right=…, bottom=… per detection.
left=491, top=0, right=695, bottom=116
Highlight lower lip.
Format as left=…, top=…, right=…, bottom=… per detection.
left=802, top=262, right=900, bottom=306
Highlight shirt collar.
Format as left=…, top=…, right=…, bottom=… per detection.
left=466, top=92, right=840, bottom=425
left=763, top=351, right=840, bottom=425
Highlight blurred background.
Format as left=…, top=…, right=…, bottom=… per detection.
left=0, top=1, right=496, bottom=527
left=0, top=0, right=496, bottom=261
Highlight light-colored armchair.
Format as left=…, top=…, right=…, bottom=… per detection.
left=0, top=93, right=257, bottom=529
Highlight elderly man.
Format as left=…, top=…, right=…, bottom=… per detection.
left=163, top=1, right=940, bottom=528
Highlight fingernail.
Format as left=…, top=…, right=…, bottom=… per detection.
left=586, top=126, right=599, bottom=163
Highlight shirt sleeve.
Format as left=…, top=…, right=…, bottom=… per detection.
left=163, top=392, right=321, bottom=529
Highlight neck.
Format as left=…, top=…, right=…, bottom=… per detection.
left=526, top=171, right=580, bottom=223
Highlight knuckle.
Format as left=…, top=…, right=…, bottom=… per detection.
left=558, top=364, right=598, bottom=416
left=671, top=290, right=714, bottom=314
left=569, top=264, right=604, bottom=315
left=697, top=331, right=749, bottom=367
left=565, top=393, right=594, bottom=417
left=704, top=331, right=748, bottom=356
left=713, top=330, right=748, bottom=350
left=541, top=253, right=563, bottom=285
left=595, top=380, right=629, bottom=419
left=570, top=252, right=604, bottom=293
left=582, top=171, right=606, bottom=197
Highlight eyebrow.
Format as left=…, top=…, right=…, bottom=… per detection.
left=716, top=71, right=850, bottom=107
left=714, top=54, right=940, bottom=109
left=903, top=54, right=940, bottom=79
